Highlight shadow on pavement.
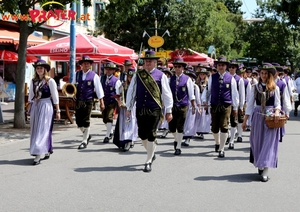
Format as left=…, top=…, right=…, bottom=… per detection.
left=74, top=164, right=142, bottom=172
left=194, top=173, right=260, bottom=183
left=0, top=158, right=34, bottom=166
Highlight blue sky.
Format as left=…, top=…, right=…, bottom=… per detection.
left=241, top=0, right=258, bottom=18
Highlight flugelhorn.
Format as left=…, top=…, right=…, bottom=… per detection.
left=62, top=83, right=77, bottom=98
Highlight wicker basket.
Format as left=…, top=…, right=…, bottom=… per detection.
left=265, top=114, right=287, bottom=129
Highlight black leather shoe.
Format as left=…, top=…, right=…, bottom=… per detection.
left=143, top=163, right=152, bottom=172
left=261, top=176, right=269, bottom=182
left=109, top=133, right=113, bottom=139
left=33, top=160, right=40, bottom=165
left=218, top=151, right=225, bottom=158
left=215, top=144, right=220, bottom=152
left=182, top=138, right=190, bottom=147
left=159, top=131, right=169, bottom=138
left=228, top=143, right=234, bottom=149
left=174, top=149, right=181, bottom=155
left=42, top=154, right=50, bottom=160
left=151, top=154, right=156, bottom=163
left=174, top=141, right=177, bottom=150
left=225, top=137, right=230, bottom=145
left=103, top=137, right=109, bottom=143
left=198, top=134, right=204, bottom=139
left=87, top=135, right=92, bottom=142
left=237, top=137, right=242, bottom=142
left=78, top=142, right=87, bottom=149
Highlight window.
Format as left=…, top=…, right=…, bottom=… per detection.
left=95, top=2, right=105, bottom=26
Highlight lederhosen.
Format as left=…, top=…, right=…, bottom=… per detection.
left=75, top=70, right=95, bottom=128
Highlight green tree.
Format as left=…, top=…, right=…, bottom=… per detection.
left=0, top=0, right=92, bottom=128
left=95, top=0, right=244, bottom=57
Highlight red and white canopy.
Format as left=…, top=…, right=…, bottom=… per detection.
left=27, top=33, right=136, bottom=58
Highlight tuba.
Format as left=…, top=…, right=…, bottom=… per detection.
left=62, top=83, right=77, bottom=98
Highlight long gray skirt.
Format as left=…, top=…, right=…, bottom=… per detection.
left=29, top=98, right=54, bottom=156
left=250, top=106, right=280, bottom=168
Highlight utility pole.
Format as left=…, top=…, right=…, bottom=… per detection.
left=69, top=2, right=76, bottom=83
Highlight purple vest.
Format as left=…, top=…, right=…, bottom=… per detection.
left=76, top=70, right=96, bottom=101
left=101, top=75, right=118, bottom=105
left=136, top=68, right=163, bottom=109
left=170, top=74, right=189, bottom=107
left=32, top=80, right=51, bottom=99
left=211, top=72, right=232, bottom=105
left=277, top=79, right=286, bottom=106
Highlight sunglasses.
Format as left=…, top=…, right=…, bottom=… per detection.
left=174, top=65, right=182, bottom=68
left=217, top=64, right=225, bottom=66
left=229, top=66, right=237, bottom=69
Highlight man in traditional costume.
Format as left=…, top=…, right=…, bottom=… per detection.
left=74, top=56, right=105, bottom=149
left=100, top=62, right=122, bottom=143
left=126, top=50, right=173, bottom=172
left=204, top=56, right=239, bottom=158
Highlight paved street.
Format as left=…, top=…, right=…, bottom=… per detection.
left=0, top=102, right=299, bottom=212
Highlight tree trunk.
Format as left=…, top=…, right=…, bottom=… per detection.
left=14, top=21, right=30, bottom=128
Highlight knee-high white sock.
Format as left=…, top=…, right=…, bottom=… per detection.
left=213, top=133, right=220, bottom=145
left=141, top=139, right=147, bottom=150
left=176, top=133, right=183, bottom=149
left=219, top=132, right=228, bottom=151
left=105, top=123, right=112, bottom=137
left=34, top=155, right=41, bottom=162
left=172, top=132, right=177, bottom=140
left=262, top=168, right=269, bottom=177
left=229, top=127, right=236, bottom=144
left=145, top=141, right=156, bottom=164
left=237, top=123, right=243, bottom=137
left=79, top=127, right=84, bottom=133
left=82, top=127, right=90, bottom=144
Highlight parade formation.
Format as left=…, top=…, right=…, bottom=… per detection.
left=26, top=49, right=296, bottom=183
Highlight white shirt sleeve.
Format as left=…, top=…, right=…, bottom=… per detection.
left=187, top=77, right=196, bottom=101
left=93, top=74, right=104, bottom=99
left=274, top=86, right=281, bottom=110
left=245, top=85, right=255, bottom=116
left=49, top=78, right=59, bottom=105
left=282, top=85, right=292, bottom=114
left=231, top=78, right=239, bottom=110
left=28, top=80, right=34, bottom=103
left=206, top=76, right=212, bottom=105
left=126, top=74, right=137, bottom=111
left=161, top=74, right=173, bottom=113
left=115, top=79, right=122, bottom=95
left=246, top=82, right=252, bottom=102
left=238, top=78, right=245, bottom=110
left=194, top=84, right=201, bottom=105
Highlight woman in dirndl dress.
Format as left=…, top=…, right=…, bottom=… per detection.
left=182, top=68, right=201, bottom=146
left=28, top=60, right=60, bottom=165
left=195, top=67, right=211, bottom=139
left=242, top=63, right=282, bottom=182
left=113, top=67, right=138, bottom=151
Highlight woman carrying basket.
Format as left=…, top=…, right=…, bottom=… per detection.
left=242, top=63, right=283, bottom=182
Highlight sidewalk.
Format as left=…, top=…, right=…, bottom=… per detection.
left=0, top=101, right=77, bottom=145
